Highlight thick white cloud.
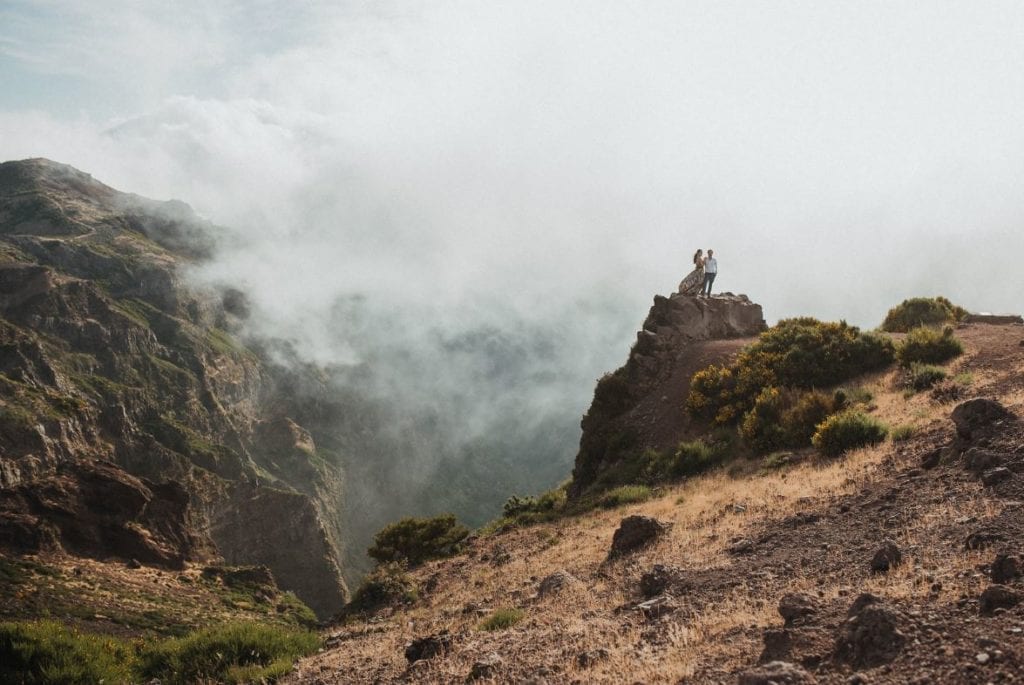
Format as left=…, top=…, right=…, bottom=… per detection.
left=2, top=2, right=1024, bottom=514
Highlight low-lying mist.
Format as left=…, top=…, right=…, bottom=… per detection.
left=3, top=1, right=1024, bottom=570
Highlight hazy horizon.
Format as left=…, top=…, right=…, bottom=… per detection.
left=3, top=1, right=1024, bottom=521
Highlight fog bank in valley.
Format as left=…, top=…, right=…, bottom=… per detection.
left=3, top=2, right=1024, bottom=558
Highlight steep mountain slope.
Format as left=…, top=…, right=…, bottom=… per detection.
left=291, top=319, right=1024, bottom=683
left=0, top=158, right=347, bottom=617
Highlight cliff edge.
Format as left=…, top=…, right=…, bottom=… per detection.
left=571, top=291, right=766, bottom=494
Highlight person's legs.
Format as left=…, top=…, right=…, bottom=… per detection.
left=705, top=273, right=716, bottom=295
left=700, top=273, right=711, bottom=295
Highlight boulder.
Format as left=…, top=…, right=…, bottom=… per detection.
left=979, top=585, right=1022, bottom=615
left=991, top=553, right=1020, bottom=584
left=405, top=634, right=453, bottom=663
left=467, top=653, right=503, bottom=681
left=951, top=399, right=1014, bottom=441
left=870, top=541, right=902, bottom=573
left=982, top=467, right=1013, bottom=487
left=608, top=516, right=672, bottom=557
left=737, top=661, right=817, bottom=684
left=835, top=597, right=908, bottom=667
left=778, top=593, right=818, bottom=626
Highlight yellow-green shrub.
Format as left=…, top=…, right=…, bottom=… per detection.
left=812, top=410, right=888, bottom=457
left=881, top=296, right=967, bottom=332
left=896, top=326, right=963, bottom=366
left=687, top=318, right=894, bottom=426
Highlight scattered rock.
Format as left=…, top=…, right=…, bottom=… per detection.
left=405, top=634, right=453, bottom=663
left=870, top=541, right=902, bottom=573
left=966, top=530, right=1006, bottom=550
left=576, top=648, right=610, bottom=668
left=639, top=564, right=680, bottom=598
left=608, top=515, right=672, bottom=557
left=951, top=398, right=1014, bottom=441
left=980, top=586, right=1023, bottom=615
left=836, top=597, right=908, bottom=667
left=778, top=593, right=818, bottom=626
left=728, top=538, right=755, bottom=555
left=991, top=554, right=1021, bottom=584
left=126, top=558, right=142, bottom=570
left=467, top=653, right=503, bottom=681
left=634, top=594, right=678, bottom=620
left=964, top=448, right=1003, bottom=473
left=737, top=660, right=817, bottom=684
left=982, top=467, right=1013, bottom=487
left=538, top=570, right=578, bottom=597
left=920, top=448, right=944, bottom=469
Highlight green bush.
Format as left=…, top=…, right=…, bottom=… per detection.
left=740, top=388, right=839, bottom=453
left=479, top=608, right=525, bottom=631
left=502, top=484, right=568, bottom=523
left=890, top=425, right=915, bottom=442
left=0, top=620, right=136, bottom=685
left=688, top=318, right=894, bottom=425
left=0, top=620, right=317, bottom=685
left=138, top=622, right=319, bottom=685
left=896, top=326, right=964, bottom=367
left=597, top=485, right=653, bottom=509
left=344, top=563, right=418, bottom=616
left=367, top=514, right=470, bottom=567
left=905, top=362, right=947, bottom=391
left=673, top=438, right=730, bottom=477
left=881, top=296, right=967, bottom=332
left=781, top=390, right=839, bottom=446
left=812, top=410, right=888, bottom=457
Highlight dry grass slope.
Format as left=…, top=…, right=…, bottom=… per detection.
left=288, top=323, right=1024, bottom=684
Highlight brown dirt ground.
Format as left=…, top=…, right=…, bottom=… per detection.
left=286, top=322, right=1024, bottom=684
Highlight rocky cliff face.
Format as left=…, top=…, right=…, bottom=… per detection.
left=0, top=159, right=347, bottom=617
left=571, top=292, right=766, bottom=494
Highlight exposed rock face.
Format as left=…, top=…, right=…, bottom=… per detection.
left=571, top=292, right=766, bottom=493
left=0, top=159, right=348, bottom=616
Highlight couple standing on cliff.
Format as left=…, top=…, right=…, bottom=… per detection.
left=678, top=249, right=718, bottom=297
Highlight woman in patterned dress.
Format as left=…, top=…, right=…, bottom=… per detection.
left=678, top=249, right=705, bottom=295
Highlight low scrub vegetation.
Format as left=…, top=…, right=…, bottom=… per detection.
left=896, top=326, right=964, bottom=367
left=596, top=484, right=653, bottom=508
left=637, top=436, right=733, bottom=483
left=501, top=484, right=569, bottom=525
left=890, top=425, right=916, bottom=442
left=479, top=608, right=525, bottom=631
left=812, top=410, right=888, bottom=457
left=880, top=296, right=967, bottom=332
left=343, top=563, right=418, bottom=617
left=740, top=388, right=840, bottom=454
left=688, top=318, right=894, bottom=426
left=904, top=362, right=947, bottom=391
left=0, top=620, right=318, bottom=685
left=0, top=620, right=136, bottom=684
left=367, top=514, right=470, bottom=567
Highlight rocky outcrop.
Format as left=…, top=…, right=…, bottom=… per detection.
left=571, top=291, right=766, bottom=494
left=0, top=158, right=348, bottom=616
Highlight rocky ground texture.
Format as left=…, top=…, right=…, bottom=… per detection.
left=289, top=322, right=1024, bottom=683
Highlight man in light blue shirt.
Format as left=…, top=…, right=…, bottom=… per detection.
left=701, top=249, right=717, bottom=296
